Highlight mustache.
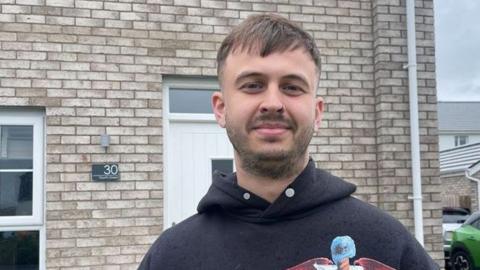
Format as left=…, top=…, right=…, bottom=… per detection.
left=247, top=113, right=296, bottom=130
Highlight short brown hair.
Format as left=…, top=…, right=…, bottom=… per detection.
left=216, top=14, right=321, bottom=79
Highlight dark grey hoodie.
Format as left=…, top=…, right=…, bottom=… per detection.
left=138, top=159, right=439, bottom=270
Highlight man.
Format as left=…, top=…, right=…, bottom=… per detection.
left=139, top=14, right=439, bottom=270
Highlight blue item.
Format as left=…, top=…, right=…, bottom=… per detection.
left=331, top=236, right=356, bottom=265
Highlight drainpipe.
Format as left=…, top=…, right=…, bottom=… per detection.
left=405, top=0, right=424, bottom=246
left=465, top=170, right=480, bottom=211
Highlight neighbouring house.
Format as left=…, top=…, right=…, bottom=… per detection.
left=0, top=0, right=443, bottom=269
left=438, top=101, right=480, bottom=151
left=440, top=143, right=480, bottom=212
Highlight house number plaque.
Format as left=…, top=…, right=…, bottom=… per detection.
left=92, top=163, right=120, bottom=181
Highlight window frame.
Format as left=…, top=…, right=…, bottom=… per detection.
left=454, top=135, right=469, bottom=147
left=165, top=77, right=220, bottom=122
left=0, top=225, right=46, bottom=269
left=0, top=110, right=45, bottom=270
left=0, top=113, right=44, bottom=226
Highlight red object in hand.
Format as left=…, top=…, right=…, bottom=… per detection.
left=287, top=257, right=333, bottom=270
left=354, top=258, right=396, bottom=270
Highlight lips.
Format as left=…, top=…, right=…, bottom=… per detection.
left=251, top=122, right=291, bottom=137
left=253, top=122, right=290, bottom=129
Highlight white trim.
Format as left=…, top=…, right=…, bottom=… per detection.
left=165, top=78, right=220, bottom=119
left=0, top=113, right=44, bottom=226
left=0, top=110, right=45, bottom=270
left=0, top=169, right=34, bottom=172
left=39, top=225, right=46, bottom=270
left=0, top=225, right=45, bottom=270
left=41, top=114, right=46, bottom=270
left=470, top=162, right=480, bottom=175
left=169, top=113, right=216, bottom=122
left=162, top=76, right=219, bottom=229
left=439, top=131, right=480, bottom=135
left=0, top=225, right=43, bottom=231
left=162, top=79, right=170, bottom=230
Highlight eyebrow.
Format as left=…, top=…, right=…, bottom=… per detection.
left=234, top=71, right=263, bottom=85
left=234, top=71, right=311, bottom=89
left=282, top=74, right=310, bottom=89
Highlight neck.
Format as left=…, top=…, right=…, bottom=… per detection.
left=234, top=154, right=309, bottom=203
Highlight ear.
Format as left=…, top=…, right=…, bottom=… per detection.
left=212, top=91, right=226, bottom=128
left=314, top=97, right=324, bottom=131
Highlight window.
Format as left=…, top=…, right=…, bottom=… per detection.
left=454, top=135, right=468, bottom=147
left=169, top=88, right=217, bottom=114
left=0, top=231, right=39, bottom=267
left=211, top=159, right=234, bottom=176
left=472, top=219, right=480, bottom=230
left=165, top=76, right=220, bottom=123
left=0, top=111, right=44, bottom=270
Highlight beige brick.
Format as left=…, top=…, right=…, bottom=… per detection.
left=33, top=43, right=62, bottom=52
left=47, top=239, right=76, bottom=248
left=3, top=41, right=31, bottom=50
left=77, top=238, right=106, bottom=247
left=16, top=15, right=45, bottom=24
left=93, top=10, right=120, bottom=19
left=105, top=2, right=131, bottom=11
left=0, top=14, right=15, bottom=22
left=0, top=60, right=29, bottom=69
left=18, top=51, right=47, bottom=60
left=46, top=16, right=75, bottom=25
left=106, top=218, right=135, bottom=227
left=2, top=5, right=31, bottom=13
left=91, top=191, right=121, bottom=201
left=61, top=192, right=92, bottom=201
left=61, top=62, right=90, bottom=71
left=103, top=19, right=131, bottom=29
left=1, top=79, right=31, bottom=87
left=0, top=51, right=15, bottom=59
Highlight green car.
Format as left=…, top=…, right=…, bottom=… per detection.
left=451, top=211, right=480, bottom=270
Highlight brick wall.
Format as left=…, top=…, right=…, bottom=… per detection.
left=371, top=0, right=442, bottom=263
left=441, top=173, right=479, bottom=211
left=0, top=0, right=443, bottom=268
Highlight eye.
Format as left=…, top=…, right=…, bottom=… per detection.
left=282, top=84, right=304, bottom=95
left=240, top=82, right=264, bottom=93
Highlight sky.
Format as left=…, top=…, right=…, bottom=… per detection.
left=434, top=0, right=480, bottom=101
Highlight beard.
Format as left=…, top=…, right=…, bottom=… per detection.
left=225, top=112, right=314, bottom=180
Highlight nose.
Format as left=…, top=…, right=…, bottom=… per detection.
left=259, top=85, right=284, bottom=114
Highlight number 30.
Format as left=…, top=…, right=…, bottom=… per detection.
left=104, top=164, right=118, bottom=175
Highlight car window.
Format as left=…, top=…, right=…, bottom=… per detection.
left=472, top=219, right=480, bottom=230
left=464, top=213, right=480, bottom=225
left=443, top=214, right=469, bottom=223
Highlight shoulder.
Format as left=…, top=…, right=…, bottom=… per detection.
left=138, top=214, right=208, bottom=269
left=152, top=213, right=208, bottom=249
left=336, top=198, right=438, bottom=269
left=342, top=196, right=415, bottom=239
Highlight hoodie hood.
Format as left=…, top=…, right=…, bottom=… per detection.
left=197, top=159, right=356, bottom=223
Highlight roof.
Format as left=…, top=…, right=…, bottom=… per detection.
left=438, top=102, right=480, bottom=131
left=440, top=143, right=480, bottom=173
left=468, top=160, right=480, bottom=176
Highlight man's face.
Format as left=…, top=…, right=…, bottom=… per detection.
left=212, top=48, right=324, bottom=178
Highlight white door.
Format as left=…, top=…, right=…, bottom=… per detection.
left=166, top=121, right=233, bottom=227
left=163, top=77, right=234, bottom=229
